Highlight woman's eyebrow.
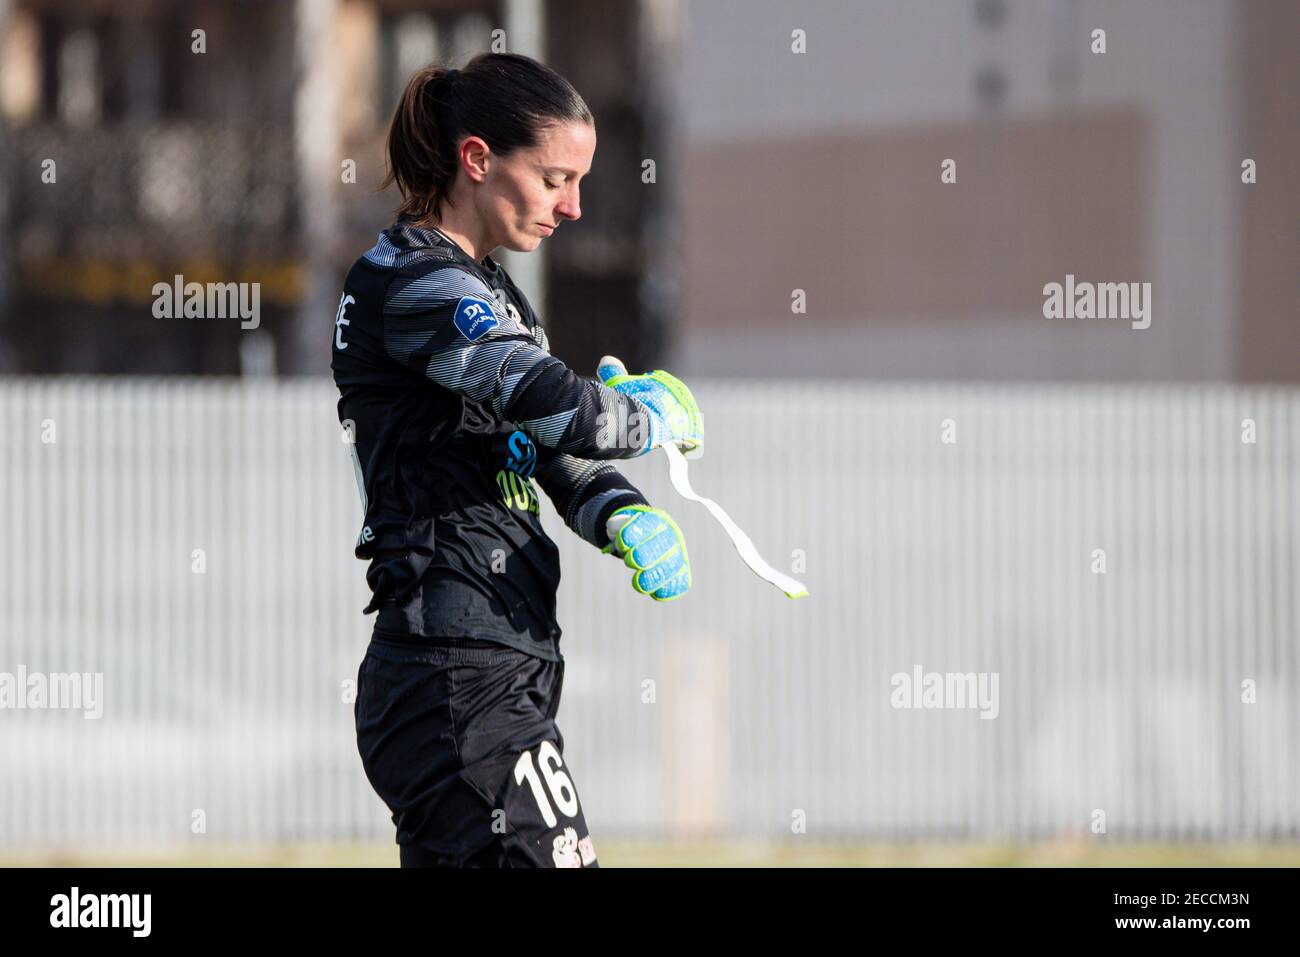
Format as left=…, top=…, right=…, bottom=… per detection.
left=542, top=165, right=586, bottom=178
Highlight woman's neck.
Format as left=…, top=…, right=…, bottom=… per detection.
left=429, top=211, right=495, bottom=265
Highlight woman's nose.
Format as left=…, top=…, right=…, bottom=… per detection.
left=555, top=189, right=581, bottom=222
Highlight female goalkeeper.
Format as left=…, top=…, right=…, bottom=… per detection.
left=330, top=52, right=703, bottom=868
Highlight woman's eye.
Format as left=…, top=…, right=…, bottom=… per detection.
left=545, top=179, right=561, bottom=190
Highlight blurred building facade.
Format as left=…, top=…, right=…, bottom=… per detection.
left=0, top=0, right=300, bottom=374
left=0, top=0, right=1294, bottom=381
left=669, top=0, right=1298, bottom=383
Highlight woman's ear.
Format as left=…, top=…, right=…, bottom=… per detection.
left=459, top=136, right=492, bottom=183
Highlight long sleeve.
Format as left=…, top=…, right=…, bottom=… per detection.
left=382, top=262, right=655, bottom=459
left=533, top=446, right=650, bottom=550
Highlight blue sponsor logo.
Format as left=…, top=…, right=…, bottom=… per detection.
left=505, top=430, right=537, bottom=478
left=453, top=295, right=500, bottom=341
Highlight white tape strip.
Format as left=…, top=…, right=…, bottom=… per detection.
left=662, top=442, right=809, bottom=599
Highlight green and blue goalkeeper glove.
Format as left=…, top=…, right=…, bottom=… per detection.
left=601, top=504, right=691, bottom=601
left=596, top=356, right=703, bottom=457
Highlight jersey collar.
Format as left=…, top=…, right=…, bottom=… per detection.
left=394, top=218, right=500, bottom=275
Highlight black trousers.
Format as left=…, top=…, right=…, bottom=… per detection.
left=355, top=635, right=599, bottom=868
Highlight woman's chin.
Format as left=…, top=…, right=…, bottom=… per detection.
left=504, top=235, right=544, bottom=254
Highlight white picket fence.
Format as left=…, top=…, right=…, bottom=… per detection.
left=0, top=378, right=1296, bottom=852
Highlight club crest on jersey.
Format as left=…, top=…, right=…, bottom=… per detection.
left=453, top=295, right=500, bottom=342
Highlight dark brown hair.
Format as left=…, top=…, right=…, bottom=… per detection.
left=382, top=53, right=593, bottom=226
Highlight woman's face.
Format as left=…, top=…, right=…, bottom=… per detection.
left=476, top=120, right=595, bottom=253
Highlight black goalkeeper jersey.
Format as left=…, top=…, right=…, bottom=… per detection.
left=331, top=220, right=651, bottom=661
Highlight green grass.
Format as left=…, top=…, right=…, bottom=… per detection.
left=4, top=840, right=1298, bottom=868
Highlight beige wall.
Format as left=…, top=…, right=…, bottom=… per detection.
left=681, top=110, right=1143, bottom=324
left=1236, top=0, right=1300, bottom=382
